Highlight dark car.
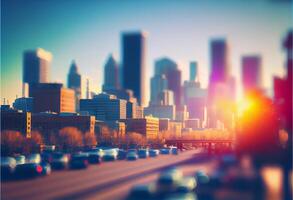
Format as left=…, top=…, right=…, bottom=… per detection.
left=117, top=149, right=127, bottom=160
left=41, top=152, right=53, bottom=164
left=160, top=148, right=171, bottom=155
left=149, top=149, right=159, bottom=157
left=15, top=162, right=51, bottom=178
left=1, top=157, right=16, bottom=178
left=138, top=149, right=149, bottom=158
left=70, top=153, right=89, bottom=169
left=126, top=185, right=155, bottom=200
left=51, top=152, right=69, bottom=169
left=86, top=151, right=102, bottom=164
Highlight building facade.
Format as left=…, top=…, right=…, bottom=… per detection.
left=122, top=31, right=147, bottom=106
left=125, top=117, right=159, bottom=140
left=103, top=54, right=120, bottom=92
left=1, top=106, right=31, bottom=138
left=80, top=93, right=127, bottom=121
left=67, top=61, right=81, bottom=111
left=242, top=55, right=262, bottom=94
left=23, top=48, right=52, bottom=86
left=29, top=83, right=75, bottom=113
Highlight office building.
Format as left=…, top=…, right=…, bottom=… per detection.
left=122, top=31, right=147, bottom=106
left=80, top=93, right=126, bottom=121
left=150, top=74, right=168, bottom=105
left=190, top=61, right=198, bottom=82
left=13, top=97, right=33, bottom=112
left=144, top=104, right=175, bottom=120
left=103, top=54, right=120, bottom=92
left=176, top=105, right=189, bottom=122
left=210, top=39, right=229, bottom=84
left=30, top=83, right=75, bottom=113
left=1, top=106, right=31, bottom=138
left=242, top=55, right=262, bottom=94
left=159, top=118, right=170, bottom=131
left=155, top=57, right=182, bottom=106
left=67, top=60, right=81, bottom=111
left=185, top=119, right=201, bottom=130
left=23, top=48, right=52, bottom=88
left=125, top=117, right=159, bottom=140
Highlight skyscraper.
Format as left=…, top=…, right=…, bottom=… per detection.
left=102, top=54, right=120, bottom=92
left=150, top=74, right=168, bottom=105
left=67, top=60, right=81, bottom=111
left=241, top=55, right=262, bottom=94
left=210, top=39, right=229, bottom=84
left=189, top=61, right=198, bottom=82
left=122, top=31, right=147, bottom=106
left=155, top=57, right=182, bottom=107
left=23, top=48, right=52, bottom=85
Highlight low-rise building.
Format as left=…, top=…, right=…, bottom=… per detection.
left=1, top=106, right=31, bottom=138
left=32, top=113, right=95, bottom=142
left=124, top=117, right=159, bottom=140
left=80, top=93, right=127, bottom=121
left=144, top=105, right=175, bottom=120
left=184, top=119, right=201, bottom=130
left=159, top=118, right=170, bottom=131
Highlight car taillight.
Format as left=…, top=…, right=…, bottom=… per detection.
left=36, top=165, right=43, bottom=173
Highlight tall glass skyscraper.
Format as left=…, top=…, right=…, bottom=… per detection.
left=103, top=54, right=120, bottom=92
left=122, top=31, right=147, bottom=106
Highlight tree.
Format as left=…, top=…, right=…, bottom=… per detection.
left=125, top=132, right=147, bottom=149
left=1, top=130, right=25, bottom=156
left=24, top=131, right=43, bottom=154
left=57, top=127, right=83, bottom=152
left=84, top=131, right=97, bottom=147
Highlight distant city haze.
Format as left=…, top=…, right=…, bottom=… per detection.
left=1, top=0, right=292, bottom=103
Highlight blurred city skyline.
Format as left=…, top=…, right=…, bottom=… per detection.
left=1, top=0, right=292, bottom=103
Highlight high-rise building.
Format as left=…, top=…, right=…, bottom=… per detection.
left=210, top=39, right=229, bottom=84
left=67, top=60, right=81, bottom=111
left=80, top=93, right=126, bottom=121
left=103, top=54, right=120, bottom=92
left=23, top=48, right=52, bottom=86
left=150, top=74, right=168, bottom=105
left=189, top=61, right=198, bottom=82
left=155, top=57, right=182, bottom=106
left=241, top=56, right=262, bottom=94
left=122, top=31, right=147, bottom=106
left=29, top=83, right=75, bottom=113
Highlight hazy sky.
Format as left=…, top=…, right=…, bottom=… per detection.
left=1, top=0, right=292, bottom=103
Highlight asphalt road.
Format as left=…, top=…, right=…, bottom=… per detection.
left=1, top=150, right=214, bottom=200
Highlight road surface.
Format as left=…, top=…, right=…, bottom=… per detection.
left=1, top=150, right=214, bottom=200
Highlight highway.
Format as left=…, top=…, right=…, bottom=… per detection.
left=1, top=150, right=214, bottom=200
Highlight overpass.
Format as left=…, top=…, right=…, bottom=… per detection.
left=165, top=139, right=234, bottom=153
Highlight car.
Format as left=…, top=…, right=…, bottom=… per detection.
left=1, top=157, right=17, bottom=178
left=160, top=148, right=171, bottom=155
left=149, top=149, right=159, bottom=157
left=157, top=168, right=183, bottom=194
left=102, top=149, right=118, bottom=161
left=126, top=152, right=138, bottom=161
left=176, top=177, right=197, bottom=193
left=14, top=155, right=26, bottom=165
left=126, top=184, right=155, bottom=200
left=195, top=170, right=210, bottom=185
left=51, top=152, right=69, bottom=169
left=26, top=153, right=42, bottom=164
left=69, top=153, right=89, bottom=169
left=15, top=162, right=51, bottom=178
left=171, top=147, right=178, bottom=155
left=86, top=151, right=102, bottom=164
left=117, top=149, right=127, bottom=160
left=128, top=149, right=137, bottom=153
left=138, top=149, right=149, bottom=158
left=41, top=152, right=53, bottom=163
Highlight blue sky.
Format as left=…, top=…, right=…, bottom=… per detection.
left=1, top=0, right=292, bottom=103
